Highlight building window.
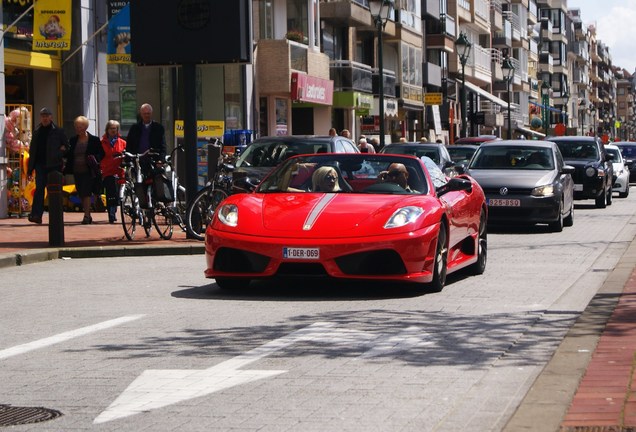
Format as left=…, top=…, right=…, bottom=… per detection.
left=287, top=0, right=308, bottom=44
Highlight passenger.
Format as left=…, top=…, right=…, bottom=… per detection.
left=311, top=166, right=341, bottom=192
left=525, top=151, right=549, bottom=168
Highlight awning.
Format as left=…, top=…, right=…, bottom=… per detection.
left=529, top=100, right=563, bottom=114
left=516, top=126, right=546, bottom=138
left=464, top=81, right=508, bottom=108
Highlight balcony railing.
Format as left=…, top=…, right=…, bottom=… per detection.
left=330, top=60, right=373, bottom=93
left=440, top=13, right=456, bottom=38
left=372, top=68, right=397, bottom=97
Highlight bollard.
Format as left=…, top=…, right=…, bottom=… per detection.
left=47, top=170, right=64, bottom=246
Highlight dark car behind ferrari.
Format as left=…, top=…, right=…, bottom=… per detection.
left=231, top=135, right=359, bottom=193
left=616, top=142, right=636, bottom=182
left=548, top=136, right=613, bottom=208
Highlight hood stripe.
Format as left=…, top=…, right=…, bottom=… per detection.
left=303, top=193, right=337, bottom=230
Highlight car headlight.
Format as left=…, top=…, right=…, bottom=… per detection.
left=217, top=204, right=238, bottom=227
left=531, top=184, right=555, bottom=197
left=384, top=206, right=424, bottom=229
left=585, top=166, right=597, bottom=177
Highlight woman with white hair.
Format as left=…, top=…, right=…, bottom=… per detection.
left=311, top=166, right=341, bottom=192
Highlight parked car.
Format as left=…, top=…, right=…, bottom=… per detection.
left=604, top=144, right=630, bottom=198
left=231, top=135, right=359, bottom=193
left=205, top=153, right=487, bottom=292
left=447, top=144, right=479, bottom=168
left=454, top=135, right=500, bottom=145
left=548, top=136, right=613, bottom=208
left=466, top=140, right=575, bottom=232
left=379, top=142, right=455, bottom=174
left=615, top=142, right=636, bottom=182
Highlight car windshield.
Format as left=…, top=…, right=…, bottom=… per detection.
left=235, top=139, right=330, bottom=168
left=554, top=141, right=599, bottom=160
left=469, top=146, right=554, bottom=170
left=381, top=145, right=440, bottom=164
left=257, top=154, right=430, bottom=195
left=606, top=147, right=622, bottom=162
left=447, top=147, right=477, bottom=163
left=617, top=145, right=636, bottom=158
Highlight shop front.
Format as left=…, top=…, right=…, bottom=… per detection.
left=332, top=91, right=373, bottom=140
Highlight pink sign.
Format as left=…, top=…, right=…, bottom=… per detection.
left=291, top=72, right=334, bottom=105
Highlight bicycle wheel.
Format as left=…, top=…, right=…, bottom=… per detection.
left=153, top=203, right=174, bottom=240
left=142, top=208, right=152, bottom=238
left=120, top=184, right=137, bottom=241
left=173, top=184, right=187, bottom=231
left=186, top=186, right=228, bottom=241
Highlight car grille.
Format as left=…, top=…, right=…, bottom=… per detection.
left=335, top=250, right=406, bottom=275
left=277, top=263, right=328, bottom=277
left=482, top=187, right=533, bottom=196
left=213, top=247, right=270, bottom=273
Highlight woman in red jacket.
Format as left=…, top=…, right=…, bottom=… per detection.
left=100, top=120, right=127, bottom=223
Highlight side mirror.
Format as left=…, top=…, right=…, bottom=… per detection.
left=437, top=177, right=472, bottom=196
left=562, top=165, right=575, bottom=175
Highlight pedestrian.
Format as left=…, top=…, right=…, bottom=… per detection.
left=358, top=137, right=376, bottom=153
left=328, top=127, right=337, bottom=137
left=100, top=120, right=127, bottom=223
left=420, top=136, right=428, bottom=143
left=64, top=116, right=104, bottom=224
left=26, top=107, right=69, bottom=224
left=125, top=103, right=166, bottom=213
left=369, top=137, right=382, bottom=152
left=340, top=129, right=351, bottom=139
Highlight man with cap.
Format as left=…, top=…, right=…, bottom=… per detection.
left=27, top=107, right=68, bottom=224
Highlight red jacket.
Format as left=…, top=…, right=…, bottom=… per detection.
left=100, top=134, right=127, bottom=178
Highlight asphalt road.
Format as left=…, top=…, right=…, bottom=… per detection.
left=2, top=193, right=636, bottom=431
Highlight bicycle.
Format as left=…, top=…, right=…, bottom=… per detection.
left=150, top=145, right=187, bottom=240
left=118, top=149, right=156, bottom=241
left=185, top=142, right=236, bottom=241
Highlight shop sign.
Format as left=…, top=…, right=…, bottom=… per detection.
left=32, top=0, right=72, bottom=51
left=424, top=92, right=443, bottom=105
left=174, top=120, right=225, bottom=138
left=290, top=72, right=334, bottom=106
left=356, top=93, right=373, bottom=110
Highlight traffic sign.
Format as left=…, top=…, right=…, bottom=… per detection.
left=424, top=92, right=443, bottom=105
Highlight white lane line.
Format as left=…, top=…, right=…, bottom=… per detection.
left=0, top=315, right=145, bottom=360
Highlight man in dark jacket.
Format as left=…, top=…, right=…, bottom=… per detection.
left=27, top=107, right=68, bottom=224
left=125, top=103, right=166, bottom=176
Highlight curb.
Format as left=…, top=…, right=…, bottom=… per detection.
left=0, top=244, right=205, bottom=268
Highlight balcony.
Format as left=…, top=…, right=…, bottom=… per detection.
left=490, top=0, right=503, bottom=32
left=493, top=19, right=512, bottom=48
left=423, top=0, right=440, bottom=18
left=540, top=18, right=553, bottom=41
left=423, top=62, right=443, bottom=88
left=528, top=0, right=538, bottom=25
left=372, top=68, right=397, bottom=97
left=330, top=60, right=373, bottom=93
left=426, top=14, right=456, bottom=53
left=256, top=39, right=330, bottom=94
left=538, top=52, right=553, bottom=74
left=320, top=0, right=372, bottom=28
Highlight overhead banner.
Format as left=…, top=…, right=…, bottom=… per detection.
left=107, top=1, right=131, bottom=64
left=32, top=0, right=71, bottom=51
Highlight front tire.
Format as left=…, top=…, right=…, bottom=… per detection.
left=564, top=200, right=574, bottom=227
left=467, top=210, right=487, bottom=275
left=427, top=223, right=448, bottom=293
left=549, top=201, right=564, bottom=232
left=595, top=192, right=606, bottom=208
left=606, top=186, right=613, bottom=206
left=120, top=184, right=137, bottom=241
left=619, top=184, right=629, bottom=198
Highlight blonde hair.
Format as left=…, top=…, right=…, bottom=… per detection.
left=312, top=166, right=340, bottom=192
left=104, top=119, right=121, bottom=134
left=74, top=115, right=89, bottom=128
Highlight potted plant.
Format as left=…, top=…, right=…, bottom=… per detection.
left=285, top=29, right=304, bottom=43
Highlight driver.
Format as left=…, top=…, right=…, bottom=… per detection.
left=378, top=163, right=417, bottom=193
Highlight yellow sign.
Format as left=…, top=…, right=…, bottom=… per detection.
left=32, top=0, right=71, bottom=51
left=174, top=120, right=225, bottom=138
left=424, top=93, right=443, bottom=105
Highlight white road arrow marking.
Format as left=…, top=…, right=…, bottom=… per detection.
left=94, top=322, right=433, bottom=423
left=0, top=315, right=145, bottom=360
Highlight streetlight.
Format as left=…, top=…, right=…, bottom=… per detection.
left=369, top=0, right=394, bottom=147
left=578, top=100, right=586, bottom=136
left=455, top=32, right=472, bottom=138
left=541, top=81, right=550, bottom=136
left=501, top=56, right=515, bottom=139
left=562, top=90, right=569, bottom=135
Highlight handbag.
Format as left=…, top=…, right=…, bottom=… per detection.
left=87, top=154, right=101, bottom=178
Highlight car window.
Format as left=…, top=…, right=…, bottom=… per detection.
left=617, top=145, right=636, bottom=158
left=470, top=146, right=554, bottom=170
left=554, top=141, right=599, bottom=160
left=382, top=146, right=441, bottom=164
left=606, top=147, right=622, bottom=162
left=236, top=140, right=331, bottom=167
left=448, top=147, right=477, bottom=163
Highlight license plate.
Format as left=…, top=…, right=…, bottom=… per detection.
left=283, top=247, right=320, bottom=260
left=488, top=198, right=521, bottom=207
left=574, top=184, right=583, bottom=191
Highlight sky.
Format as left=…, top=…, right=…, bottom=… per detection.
left=566, top=0, right=636, bottom=73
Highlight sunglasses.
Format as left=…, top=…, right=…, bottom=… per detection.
left=325, top=175, right=337, bottom=181
left=387, top=170, right=405, bottom=177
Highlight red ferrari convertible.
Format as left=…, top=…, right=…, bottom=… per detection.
left=204, top=153, right=487, bottom=292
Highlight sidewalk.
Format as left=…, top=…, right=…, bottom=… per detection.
left=0, top=210, right=204, bottom=267
left=3, top=212, right=636, bottom=431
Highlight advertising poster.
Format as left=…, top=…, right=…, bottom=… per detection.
left=107, top=2, right=131, bottom=64
left=119, top=86, right=137, bottom=127
left=174, top=120, right=225, bottom=189
left=32, top=0, right=71, bottom=51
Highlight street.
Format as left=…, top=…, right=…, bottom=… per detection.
left=3, top=193, right=636, bottom=431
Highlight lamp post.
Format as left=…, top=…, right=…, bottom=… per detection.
left=369, top=0, right=394, bottom=147
left=578, top=100, right=586, bottom=136
left=541, top=81, right=550, bottom=136
left=562, top=90, right=569, bottom=135
left=501, top=56, right=515, bottom=139
left=590, top=105, right=596, bottom=136
left=455, top=32, right=472, bottom=138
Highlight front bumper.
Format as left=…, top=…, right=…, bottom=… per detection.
left=204, top=224, right=440, bottom=283
left=485, top=194, right=561, bottom=224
